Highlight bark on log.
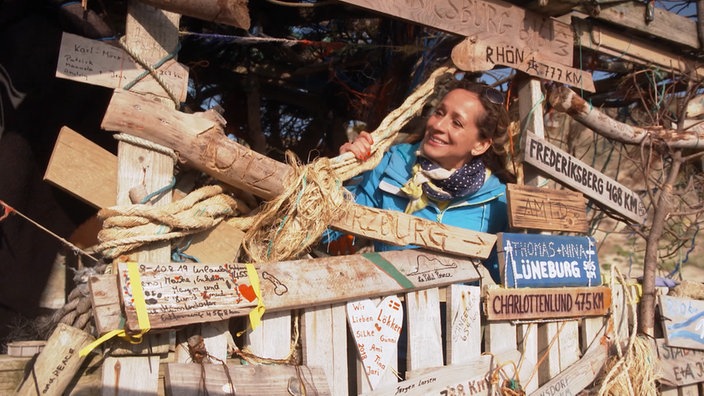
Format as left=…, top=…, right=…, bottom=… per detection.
left=548, top=85, right=704, bottom=149
left=137, top=0, right=250, bottom=29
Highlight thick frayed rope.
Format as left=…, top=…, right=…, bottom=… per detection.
left=243, top=153, right=353, bottom=263
left=95, top=185, right=238, bottom=259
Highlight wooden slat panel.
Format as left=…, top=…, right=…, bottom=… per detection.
left=406, top=288, right=443, bottom=374
left=302, top=304, right=349, bottom=396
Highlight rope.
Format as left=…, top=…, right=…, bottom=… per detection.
left=94, top=185, right=238, bottom=259
left=114, top=133, right=179, bottom=163
left=330, top=64, right=457, bottom=181
left=242, top=153, right=354, bottom=263
left=118, top=36, right=181, bottom=108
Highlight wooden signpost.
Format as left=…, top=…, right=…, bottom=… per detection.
left=653, top=338, right=704, bottom=387
left=117, top=249, right=482, bottom=331
left=56, top=32, right=188, bottom=102
left=506, top=183, right=588, bottom=233
left=360, top=348, right=532, bottom=396
left=101, top=89, right=496, bottom=259
left=659, top=295, right=704, bottom=351
left=337, top=0, right=573, bottom=66
left=523, top=132, right=647, bottom=224
left=485, top=286, right=611, bottom=321
left=498, top=232, right=601, bottom=288
left=451, top=38, right=595, bottom=92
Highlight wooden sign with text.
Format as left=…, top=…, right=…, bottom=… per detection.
left=506, top=184, right=588, bottom=233
left=484, top=286, right=611, bottom=321
left=524, top=133, right=646, bottom=224
left=653, top=338, right=704, bottom=387
left=660, top=295, right=704, bottom=351
left=361, top=349, right=532, bottom=396
left=498, top=232, right=601, bottom=288
left=531, top=340, right=608, bottom=396
left=338, top=0, right=572, bottom=66
left=117, top=250, right=481, bottom=331
left=56, top=32, right=188, bottom=101
left=452, top=39, right=595, bottom=92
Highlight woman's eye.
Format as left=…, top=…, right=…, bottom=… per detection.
left=453, top=119, right=463, bottom=128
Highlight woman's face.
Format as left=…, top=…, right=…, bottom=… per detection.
left=420, top=88, right=492, bottom=170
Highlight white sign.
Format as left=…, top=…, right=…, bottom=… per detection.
left=56, top=32, right=188, bottom=101
left=524, top=132, right=646, bottom=224
left=347, top=295, right=403, bottom=390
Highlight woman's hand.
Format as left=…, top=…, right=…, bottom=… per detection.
left=339, top=131, right=374, bottom=161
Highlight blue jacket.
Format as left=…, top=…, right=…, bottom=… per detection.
left=330, top=142, right=508, bottom=281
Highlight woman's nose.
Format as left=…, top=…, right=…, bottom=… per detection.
left=430, top=115, right=450, bottom=132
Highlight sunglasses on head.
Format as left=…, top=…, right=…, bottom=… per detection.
left=482, top=87, right=505, bottom=106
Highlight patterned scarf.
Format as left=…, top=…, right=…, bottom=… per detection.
left=400, top=153, right=487, bottom=214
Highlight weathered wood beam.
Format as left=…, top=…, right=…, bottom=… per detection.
left=549, top=85, right=704, bottom=149
left=102, top=89, right=496, bottom=259
left=338, top=0, right=573, bottom=66
left=136, top=0, right=250, bottom=29
left=117, top=249, right=482, bottom=331
left=571, top=15, right=704, bottom=79
left=578, top=2, right=699, bottom=50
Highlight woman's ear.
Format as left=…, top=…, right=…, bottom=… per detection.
left=471, top=138, right=492, bottom=157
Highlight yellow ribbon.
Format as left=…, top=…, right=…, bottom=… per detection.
left=246, top=263, right=266, bottom=330
left=79, top=262, right=151, bottom=357
left=400, top=163, right=429, bottom=214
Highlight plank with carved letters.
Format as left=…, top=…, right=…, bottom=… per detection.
left=484, top=286, right=611, bottom=321
left=452, top=39, right=595, bottom=92
left=506, top=184, right=588, bottom=233
left=338, top=0, right=573, bottom=66
left=101, top=89, right=496, bottom=259
left=117, top=249, right=481, bottom=331
left=524, top=132, right=646, bottom=224
left=360, top=348, right=532, bottom=396
left=659, top=295, right=704, bottom=351
left=653, top=338, right=704, bottom=387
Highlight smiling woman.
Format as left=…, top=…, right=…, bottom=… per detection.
left=331, top=77, right=516, bottom=282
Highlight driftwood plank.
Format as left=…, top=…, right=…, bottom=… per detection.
left=45, top=126, right=117, bottom=209
left=165, top=363, right=331, bottom=395
left=16, top=323, right=95, bottom=396
left=506, top=184, right=588, bottom=233
left=117, top=250, right=482, bottom=331
left=485, top=286, right=611, bottom=321
left=101, top=89, right=495, bottom=259
left=338, top=0, right=573, bottom=66
left=445, top=285, right=481, bottom=365
left=523, top=132, right=646, bottom=224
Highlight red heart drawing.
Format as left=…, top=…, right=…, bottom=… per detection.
left=238, top=284, right=257, bottom=302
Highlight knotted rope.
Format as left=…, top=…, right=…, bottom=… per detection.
left=95, top=185, right=238, bottom=259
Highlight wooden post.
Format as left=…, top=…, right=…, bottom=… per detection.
left=102, top=2, right=179, bottom=394
left=16, top=323, right=95, bottom=396
left=302, top=304, right=348, bottom=396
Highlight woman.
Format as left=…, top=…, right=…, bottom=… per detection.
left=334, top=79, right=516, bottom=282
